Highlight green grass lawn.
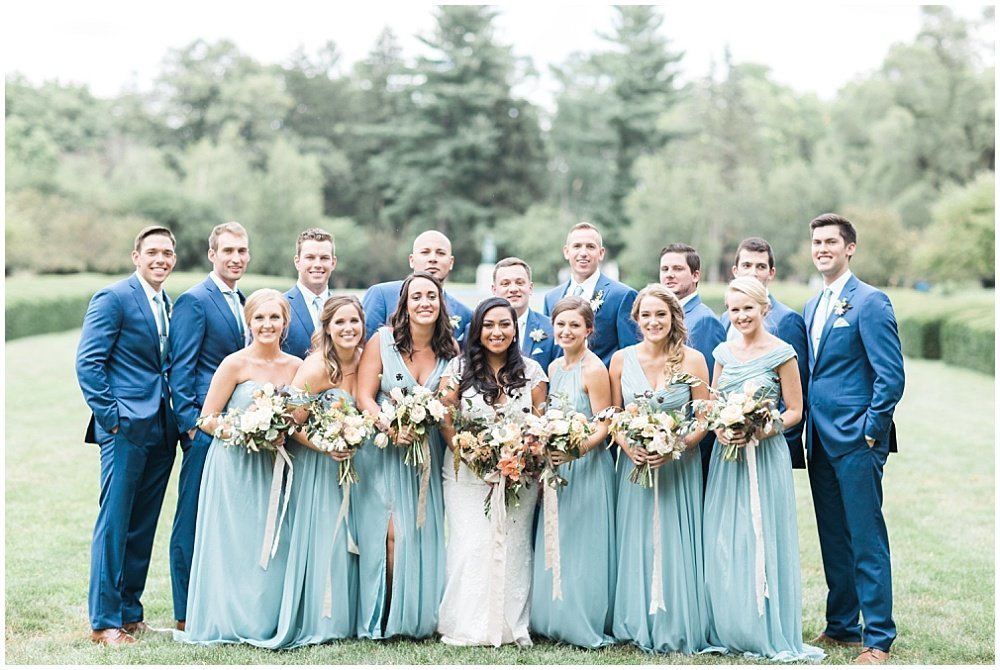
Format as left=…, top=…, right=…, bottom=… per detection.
left=4, top=331, right=995, bottom=664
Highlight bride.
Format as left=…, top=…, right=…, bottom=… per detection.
left=437, top=297, right=547, bottom=647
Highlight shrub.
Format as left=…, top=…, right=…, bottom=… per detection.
left=941, top=309, right=995, bottom=376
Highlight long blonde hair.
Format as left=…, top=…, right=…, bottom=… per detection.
left=310, top=295, right=364, bottom=385
left=632, top=283, right=687, bottom=376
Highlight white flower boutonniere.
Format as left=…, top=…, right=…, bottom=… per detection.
left=833, top=298, right=852, bottom=316
left=529, top=328, right=547, bottom=343
left=449, top=315, right=462, bottom=330
left=590, top=290, right=605, bottom=313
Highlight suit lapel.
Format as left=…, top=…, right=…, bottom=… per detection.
left=815, top=276, right=858, bottom=362
left=129, top=276, right=160, bottom=357
left=289, top=289, right=315, bottom=337
left=206, top=278, right=243, bottom=346
left=684, top=294, right=701, bottom=316
left=522, top=311, right=536, bottom=353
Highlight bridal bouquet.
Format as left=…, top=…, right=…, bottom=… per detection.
left=522, top=394, right=594, bottom=489
left=375, top=384, right=450, bottom=467
left=451, top=405, right=539, bottom=514
left=304, top=395, right=376, bottom=485
left=201, top=383, right=299, bottom=454
left=693, top=380, right=781, bottom=461
left=608, top=391, right=694, bottom=488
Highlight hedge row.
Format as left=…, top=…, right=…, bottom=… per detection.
left=5, top=277, right=994, bottom=376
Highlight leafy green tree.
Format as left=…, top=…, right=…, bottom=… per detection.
left=372, top=5, right=548, bottom=280
left=915, top=171, right=995, bottom=286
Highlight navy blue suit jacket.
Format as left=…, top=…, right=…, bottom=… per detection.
left=721, top=294, right=810, bottom=467
left=168, top=276, right=246, bottom=434
left=361, top=280, right=473, bottom=345
left=282, top=286, right=320, bottom=359
left=684, top=294, right=726, bottom=381
left=76, top=273, right=176, bottom=447
left=543, top=273, right=639, bottom=368
left=521, top=309, right=556, bottom=372
left=804, top=274, right=904, bottom=457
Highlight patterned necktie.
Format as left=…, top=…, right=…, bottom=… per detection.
left=311, top=295, right=323, bottom=329
left=811, top=288, right=833, bottom=355
left=571, top=284, right=584, bottom=298
left=153, top=294, right=169, bottom=358
left=224, top=290, right=245, bottom=337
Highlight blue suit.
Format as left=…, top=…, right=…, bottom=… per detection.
left=683, top=294, right=727, bottom=483
left=543, top=272, right=639, bottom=368
left=167, top=276, right=246, bottom=622
left=804, top=273, right=904, bottom=652
left=521, top=309, right=556, bottom=372
left=76, top=273, right=178, bottom=630
left=282, top=286, right=320, bottom=359
left=721, top=294, right=810, bottom=468
left=361, top=279, right=473, bottom=346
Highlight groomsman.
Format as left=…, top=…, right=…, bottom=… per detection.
left=544, top=222, right=639, bottom=367
left=720, top=237, right=810, bottom=468
left=76, top=226, right=179, bottom=644
left=167, top=222, right=251, bottom=631
left=492, top=256, right=556, bottom=371
left=804, top=213, right=904, bottom=664
left=282, top=228, right=336, bottom=358
left=362, top=230, right=473, bottom=344
left=658, top=243, right=726, bottom=483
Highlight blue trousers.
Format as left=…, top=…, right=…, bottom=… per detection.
left=89, top=419, right=174, bottom=630
left=808, top=429, right=895, bottom=651
left=168, top=428, right=211, bottom=621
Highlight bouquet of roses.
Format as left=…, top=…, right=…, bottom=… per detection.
left=692, top=380, right=781, bottom=461
left=303, top=394, right=376, bottom=485
left=522, top=394, right=594, bottom=489
left=451, top=403, right=540, bottom=514
left=608, top=390, right=694, bottom=488
left=375, top=384, right=450, bottom=467
left=201, top=383, right=300, bottom=454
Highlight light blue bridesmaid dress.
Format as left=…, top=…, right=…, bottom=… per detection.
left=266, top=388, right=359, bottom=647
left=612, top=346, right=710, bottom=654
left=352, top=327, right=448, bottom=639
left=176, top=381, right=291, bottom=646
left=702, top=342, right=823, bottom=662
left=530, top=357, right=616, bottom=648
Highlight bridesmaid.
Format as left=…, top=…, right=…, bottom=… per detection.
left=177, top=289, right=302, bottom=646
left=610, top=283, right=711, bottom=654
left=702, top=277, right=823, bottom=662
left=529, top=296, right=616, bottom=648
left=354, top=271, right=459, bottom=640
left=268, top=296, right=364, bottom=647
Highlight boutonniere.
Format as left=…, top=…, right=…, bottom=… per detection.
left=529, top=328, right=547, bottom=343
left=590, top=290, right=605, bottom=313
left=833, top=298, right=852, bottom=316
left=449, top=315, right=462, bottom=330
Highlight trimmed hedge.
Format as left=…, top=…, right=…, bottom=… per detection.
left=941, top=309, right=995, bottom=376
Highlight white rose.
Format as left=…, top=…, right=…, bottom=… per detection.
left=389, top=387, right=405, bottom=403
left=719, top=404, right=745, bottom=427
left=374, top=433, right=390, bottom=449
left=428, top=399, right=447, bottom=421
left=410, top=404, right=427, bottom=424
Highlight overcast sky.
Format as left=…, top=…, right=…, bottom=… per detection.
left=2, top=2, right=993, bottom=110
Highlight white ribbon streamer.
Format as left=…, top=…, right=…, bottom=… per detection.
left=543, top=481, right=562, bottom=601
left=260, top=445, right=293, bottom=570
left=483, top=471, right=508, bottom=647
left=746, top=441, right=769, bottom=616
left=323, top=480, right=358, bottom=619
left=648, top=471, right=666, bottom=614
left=416, top=437, right=430, bottom=529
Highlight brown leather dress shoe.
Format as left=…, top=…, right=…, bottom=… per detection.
left=176, top=620, right=186, bottom=631
left=853, top=647, right=891, bottom=664
left=813, top=632, right=863, bottom=648
left=91, top=627, right=138, bottom=645
left=122, top=621, right=150, bottom=635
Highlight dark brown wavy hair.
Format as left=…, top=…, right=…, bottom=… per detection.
left=459, top=297, right=528, bottom=407
left=389, top=271, right=459, bottom=361
left=309, top=295, right=364, bottom=385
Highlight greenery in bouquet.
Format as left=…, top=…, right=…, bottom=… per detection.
left=692, top=380, right=782, bottom=461
left=199, top=383, right=300, bottom=454
left=304, top=394, right=376, bottom=485
left=375, top=383, right=449, bottom=467
left=522, top=393, right=595, bottom=489
left=607, top=390, right=695, bottom=488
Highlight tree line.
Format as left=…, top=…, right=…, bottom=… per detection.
left=5, top=5, right=995, bottom=288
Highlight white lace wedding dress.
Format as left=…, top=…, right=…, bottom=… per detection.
left=436, top=357, right=547, bottom=647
